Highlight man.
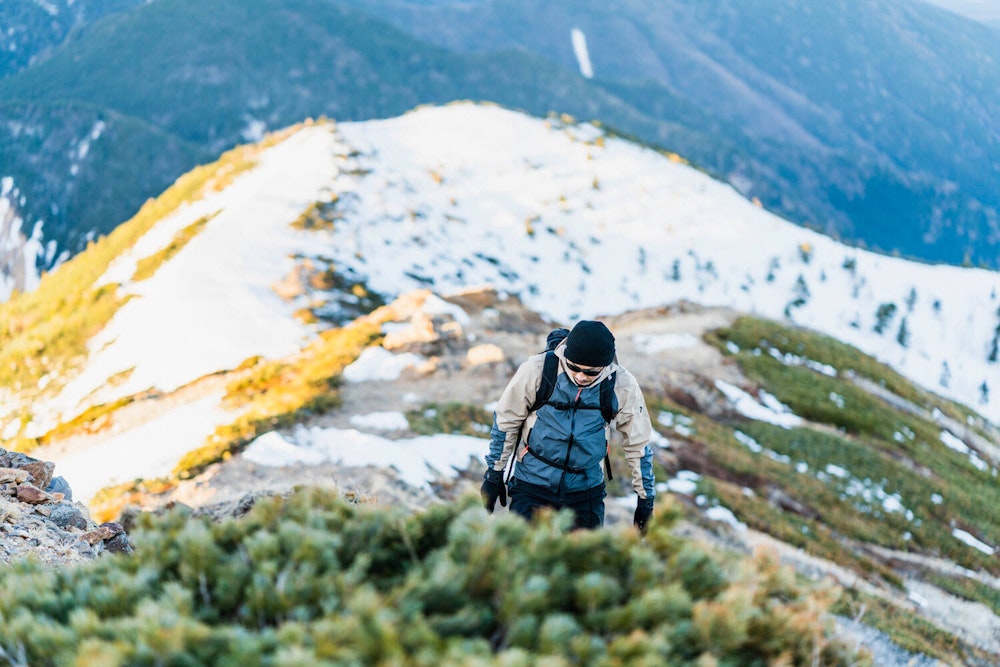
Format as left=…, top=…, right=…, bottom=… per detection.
left=481, top=320, right=656, bottom=530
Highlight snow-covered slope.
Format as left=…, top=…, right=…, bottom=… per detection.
left=32, top=103, right=1000, bottom=429
left=329, top=104, right=1000, bottom=422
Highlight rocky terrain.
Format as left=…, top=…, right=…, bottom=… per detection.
left=0, top=447, right=131, bottom=565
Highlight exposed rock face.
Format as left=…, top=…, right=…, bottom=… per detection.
left=0, top=447, right=132, bottom=564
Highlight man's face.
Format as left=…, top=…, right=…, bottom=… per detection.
left=565, top=359, right=604, bottom=386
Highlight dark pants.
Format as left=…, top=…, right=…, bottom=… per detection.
left=508, top=479, right=607, bottom=529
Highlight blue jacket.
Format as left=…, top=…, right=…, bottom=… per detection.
left=485, top=344, right=655, bottom=500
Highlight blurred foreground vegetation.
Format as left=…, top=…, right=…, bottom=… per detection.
left=0, top=488, right=868, bottom=666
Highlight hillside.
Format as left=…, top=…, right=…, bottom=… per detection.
left=1, top=104, right=999, bottom=664
left=0, top=0, right=144, bottom=78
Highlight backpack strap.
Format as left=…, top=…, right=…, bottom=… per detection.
left=530, top=350, right=561, bottom=412
left=599, top=371, right=618, bottom=424
left=599, top=370, right=618, bottom=481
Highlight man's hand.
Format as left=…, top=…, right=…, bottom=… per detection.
left=634, top=495, right=654, bottom=533
left=481, top=469, right=508, bottom=513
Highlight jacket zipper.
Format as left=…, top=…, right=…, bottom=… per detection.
left=556, top=387, right=584, bottom=496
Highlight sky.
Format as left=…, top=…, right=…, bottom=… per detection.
left=13, top=105, right=998, bottom=547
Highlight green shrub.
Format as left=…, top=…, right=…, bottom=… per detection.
left=407, top=402, right=493, bottom=437
left=0, top=488, right=869, bottom=666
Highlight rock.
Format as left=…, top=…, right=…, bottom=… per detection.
left=79, top=522, right=124, bottom=546
left=466, top=343, right=505, bottom=366
left=104, top=532, right=133, bottom=554
left=48, top=503, right=90, bottom=531
left=100, top=522, right=125, bottom=538
left=0, top=468, right=29, bottom=484
left=17, top=461, right=54, bottom=490
left=0, top=447, right=130, bottom=565
left=16, top=484, right=53, bottom=504
left=80, top=528, right=112, bottom=545
left=46, top=476, right=74, bottom=502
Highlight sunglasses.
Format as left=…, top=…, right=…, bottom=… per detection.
left=565, top=361, right=604, bottom=377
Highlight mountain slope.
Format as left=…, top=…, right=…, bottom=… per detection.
left=343, top=0, right=1000, bottom=266
left=0, top=0, right=144, bottom=79
left=3, top=104, right=1000, bottom=664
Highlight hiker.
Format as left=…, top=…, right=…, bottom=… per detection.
left=481, top=320, right=656, bottom=531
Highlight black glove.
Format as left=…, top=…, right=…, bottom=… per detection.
left=481, top=469, right=507, bottom=513
left=634, top=496, right=654, bottom=533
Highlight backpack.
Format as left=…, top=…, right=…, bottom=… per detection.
left=507, top=328, right=619, bottom=482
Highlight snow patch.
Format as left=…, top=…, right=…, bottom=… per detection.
left=952, top=528, right=995, bottom=555
left=570, top=28, right=594, bottom=79
left=243, top=426, right=485, bottom=491
left=349, top=410, right=410, bottom=431
left=715, top=380, right=803, bottom=428
left=342, top=346, right=426, bottom=383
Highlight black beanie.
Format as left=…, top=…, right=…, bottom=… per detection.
left=564, top=320, right=615, bottom=367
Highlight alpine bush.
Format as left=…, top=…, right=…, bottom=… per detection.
left=0, top=488, right=868, bottom=666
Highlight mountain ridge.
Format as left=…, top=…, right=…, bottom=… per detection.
left=5, top=103, right=1000, bottom=440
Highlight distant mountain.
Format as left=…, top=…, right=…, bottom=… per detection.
left=346, top=0, right=1000, bottom=267
left=0, top=0, right=145, bottom=78
left=1, top=0, right=999, bottom=295
left=0, top=102, right=207, bottom=279
left=3, top=106, right=998, bottom=664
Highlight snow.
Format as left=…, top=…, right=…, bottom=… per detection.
left=920, top=0, right=1000, bottom=24
left=241, top=431, right=327, bottom=466
left=342, top=347, right=426, bottom=383
left=705, top=505, right=747, bottom=532
left=0, top=177, right=44, bottom=301
left=940, top=430, right=994, bottom=472
left=715, top=380, right=804, bottom=428
left=632, top=332, right=700, bottom=353
left=658, top=469, right=701, bottom=495
left=349, top=411, right=410, bottom=431
left=52, top=393, right=231, bottom=503
left=941, top=430, right=970, bottom=454
left=30, top=0, right=59, bottom=17
left=243, top=426, right=484, bottom=490
left=29, top=126, right=340, bottom=428
left=324, top=104, right=1000, bottom=427
left=570, top=28, right=594, bottom=79
left=952, top=528, right=995, bottom=555
left=36, top=103, right=997, bottom=426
